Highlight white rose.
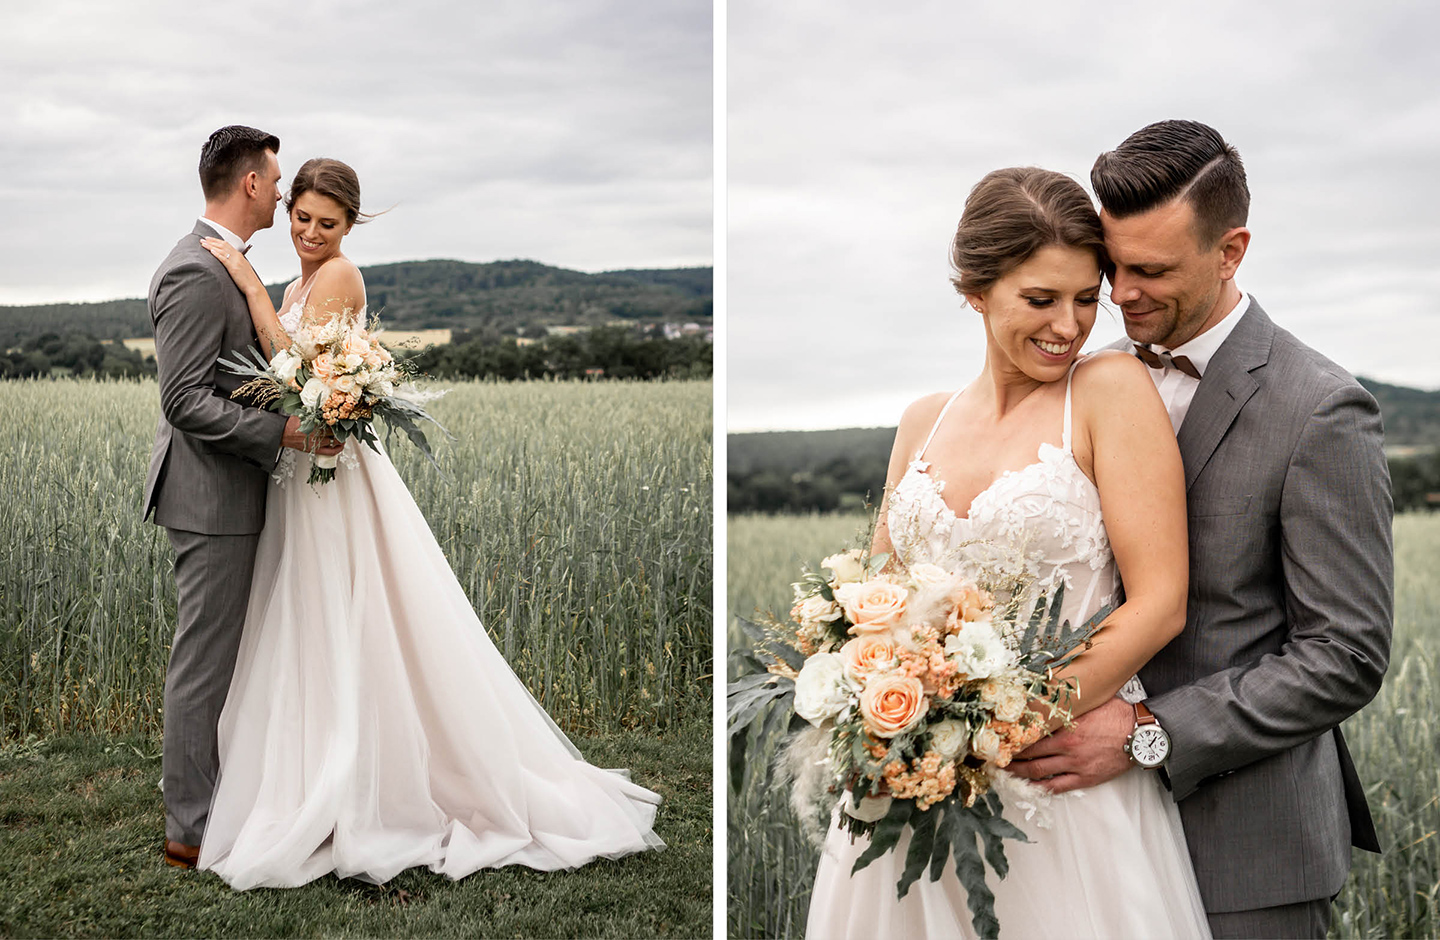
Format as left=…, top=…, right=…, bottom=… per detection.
left=842, top=790, right=893, bottom=823
left=794, top=593, right=842, bottom=625
left=822, top=549, right=865, bottom=585
left=270, top=349, right=302, bottom=384
left=929, top=719, right=969, bottom=761
left=299, top=376, right=330, bottom=409
left=331, top=373, right=358, bottom=396
left=908, top=562, right=956, bottom=592
left=981, top=678, right=1028, bottom=723
left=972, top=725, right=1003, bottom=762
left=373, top=376, right=395, bottom=398
left=832, top=581, right=862, bottom=611
left=793, top=652, right=854, bottom=726
left=339, top=352, right=364, bottom=372
left=944, top=619, right=1016, bottom=680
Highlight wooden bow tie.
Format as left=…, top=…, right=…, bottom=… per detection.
left=1134, top=344, right=1202, bottom=380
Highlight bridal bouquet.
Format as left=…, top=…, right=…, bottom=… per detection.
left=221, top=311, right=448, bottom=484
left=728, top=546, right=1107, bottom=937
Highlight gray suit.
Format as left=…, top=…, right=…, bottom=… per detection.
left=1134, top=300, right=1392, bottom=930
left=144, top=221, right=287, bottom=845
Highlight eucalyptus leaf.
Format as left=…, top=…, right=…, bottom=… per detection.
left=896, top=804, right=939, bottom=899
left=852, top=798, right=912, bottom=874
left=949, top=810, right=1001, bottom=938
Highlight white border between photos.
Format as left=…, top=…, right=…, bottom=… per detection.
left=711, top=0, right=728, bottom=936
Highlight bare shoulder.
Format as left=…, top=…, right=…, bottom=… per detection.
left=310, top=257, right=366, bottom=309
left=1072, top=348, right=1149, bottom=388
left=893, top=389, right=959, bottom=456
left=899, top=390, right=957, bottom=433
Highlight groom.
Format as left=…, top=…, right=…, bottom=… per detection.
left=1009, top=120, right=1393, bottom=939
left=143, top=125, right=341, bottom=868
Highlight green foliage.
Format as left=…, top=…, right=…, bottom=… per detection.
left=413, top=325, right=712, bottom=381
left=0, top=300, right=150, bottom=347
left=1, top=332, right=154, bottom=379
left=1388, top=449, right=1440, bottom=513
left=1361, top=377, right=1440, bottom=446
left=0, top=262, right=711, bottom=350
left=727, top=428, right=894, bottom=514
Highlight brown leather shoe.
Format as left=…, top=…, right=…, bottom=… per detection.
left=163, top=839, right=201, bottom=869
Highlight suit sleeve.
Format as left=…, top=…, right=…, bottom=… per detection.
left=153, top=261, right=287, bottom=468
left=1146, top=383, right=1393, bottom=800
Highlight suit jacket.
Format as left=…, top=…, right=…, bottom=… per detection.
left=1130, top=299, right=1392, bottom=912
left=142, top=221, right=287, bottom=534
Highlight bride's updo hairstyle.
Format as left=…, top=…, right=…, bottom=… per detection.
left=285, top=158, right=376, bottom=228
left=949, top=167, right=1110, bottom=298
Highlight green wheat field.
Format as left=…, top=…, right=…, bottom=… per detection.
left=728, top=512, right=1440, bottom=940
left=0, top=378, right=711, bottom=739
left=0, top=377, right=711, bottom=938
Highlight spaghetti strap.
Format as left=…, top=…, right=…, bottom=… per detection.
left=1062, top=360, right=1081, bottom=452
left=915, top=388, right=966, bottom=461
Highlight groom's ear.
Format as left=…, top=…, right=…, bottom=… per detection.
left=1216, top=227, right=1250, bottom=280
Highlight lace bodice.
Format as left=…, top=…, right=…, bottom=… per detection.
left=888, top=364, right=1141, bottom=701
left=270, top=273, right=364, bottom=489
left=277, top=275, right=315, bottom=334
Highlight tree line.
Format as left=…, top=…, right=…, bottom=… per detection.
left=2, top=333, right=153, bottom=379
left=410, top=325, right=711, bottom=380
left=1, top=326, right=712, bottom=383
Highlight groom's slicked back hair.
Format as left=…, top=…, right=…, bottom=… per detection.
left=199, top=125, right=280, bottom=201
left=1091, top=120, right=1249, bottom=247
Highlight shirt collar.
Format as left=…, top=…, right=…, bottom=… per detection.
left=1146, top=289, right=1251, bottom=377
left=198, top=217, right=248, bottom=253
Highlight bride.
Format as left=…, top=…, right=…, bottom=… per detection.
left=195, top=158, right=663, bottom=889
left=804, top=167, right=1210, bottom=938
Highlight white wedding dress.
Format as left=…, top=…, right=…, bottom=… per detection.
left=805, top=365, right=1210, bottom=939
left=196, top=279, right=664, bottom=890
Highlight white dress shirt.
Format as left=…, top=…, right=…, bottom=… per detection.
left=198, top=217, right=249, bottom=253
left=1138, top=290, right=1251, bottom=433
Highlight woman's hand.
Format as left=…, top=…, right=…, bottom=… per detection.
left=200, top=237, right=265, bottom=298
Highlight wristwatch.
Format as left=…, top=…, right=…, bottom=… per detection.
left=1123, top=701, right=1171, bottom=768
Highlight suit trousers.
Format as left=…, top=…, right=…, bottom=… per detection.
left=1207, top=897, right=1332, bottom=939
left=162, top=527, right=261, bottom=844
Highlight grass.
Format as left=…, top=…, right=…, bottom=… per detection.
left=0, top=720, right=710, bottom=938
left=727, top=511, right=1440, bottom=940
left=0, top=377, right=711, bottom=937
left=0, top=378, right=712, bottom=738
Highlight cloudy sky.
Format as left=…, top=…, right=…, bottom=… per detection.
left=728, top=0, right=1440, bottom=430
left=0, top=0, right=710, bottom=306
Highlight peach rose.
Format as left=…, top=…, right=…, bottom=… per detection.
left=843, top=580, right=909, bottom=634
left=840, top=634, right=898, bottom=681
left=342, top=333, right=371, bottom=359
left=858, top=674, right=928, bottom=738
left=310, top=351, right=338, bottom=382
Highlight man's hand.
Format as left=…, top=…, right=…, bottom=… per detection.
left=1006, top=696, right=1136, bottom=793
left=281, top=416, right=344, bottom=456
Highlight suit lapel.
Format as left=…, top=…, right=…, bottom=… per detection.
left=1175, top=302, right=1274, bottom=491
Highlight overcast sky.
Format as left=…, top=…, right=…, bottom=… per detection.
left=0, top=0, right=710, bottom=306
left=728, top=0, right=1440, bottom=430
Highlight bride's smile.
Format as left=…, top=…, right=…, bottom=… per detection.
left=290, top=191, right=351, bottom=268
left=968, top=243, right=1101, bottom=385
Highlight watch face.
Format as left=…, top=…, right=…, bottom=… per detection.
left=1130, top=726, right=1170, bottom=767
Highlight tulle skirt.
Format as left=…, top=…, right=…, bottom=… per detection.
left=197, top=443, right=663, bottom=890
left=805, top=767, right=1210, bottom=939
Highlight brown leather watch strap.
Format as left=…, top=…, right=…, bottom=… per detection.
left=1133, top=701, right=1157, bottom=725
